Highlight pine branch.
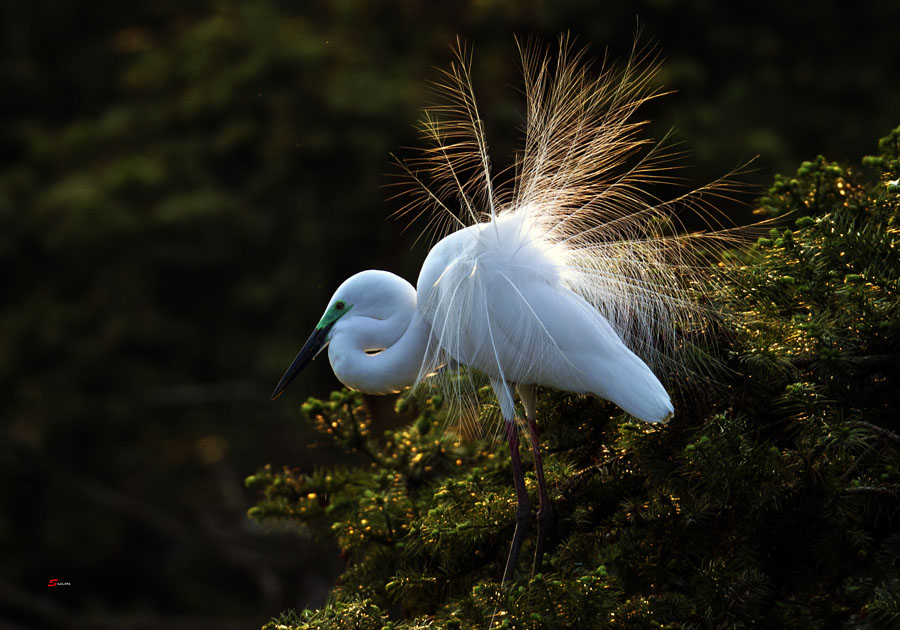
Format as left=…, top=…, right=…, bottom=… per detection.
left=841, top=439, right=882, bottom=481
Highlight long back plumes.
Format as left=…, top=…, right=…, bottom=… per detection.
left=393, top=35, right=747, bottom=428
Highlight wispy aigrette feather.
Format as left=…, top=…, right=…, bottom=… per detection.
left=393, top=35, right=750, bottom=417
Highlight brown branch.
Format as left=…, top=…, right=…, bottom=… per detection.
left=842, top=486, right=900, bottom=499
left=855, top=420, right=900, bottom=446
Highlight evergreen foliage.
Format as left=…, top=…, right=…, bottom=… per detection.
left=250, top=127, right=900, bottom=629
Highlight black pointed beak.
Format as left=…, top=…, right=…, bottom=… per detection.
left=271, top=322, right=334, bottom=400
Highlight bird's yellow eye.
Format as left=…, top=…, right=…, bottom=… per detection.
left=335, top=301, right=345, bottom=310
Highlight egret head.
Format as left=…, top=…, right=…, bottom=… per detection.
left=270, top=270, right=417, bottom=400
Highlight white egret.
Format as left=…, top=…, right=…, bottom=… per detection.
left=273, top=36, right=740, bottom=584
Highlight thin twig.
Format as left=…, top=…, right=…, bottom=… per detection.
left=556, top=453, right=627, bottom=497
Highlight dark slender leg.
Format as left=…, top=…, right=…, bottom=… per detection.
left=517, top=384, right=550, bottom=577
left=502, top=419, right=530, bottom=585
left=526, top=414, right=551, bottom=576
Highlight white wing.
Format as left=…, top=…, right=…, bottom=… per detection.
left=416, top=211, right=673, bottom=423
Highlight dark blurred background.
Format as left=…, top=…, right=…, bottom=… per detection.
left=2, top=1, right=898, bottom=628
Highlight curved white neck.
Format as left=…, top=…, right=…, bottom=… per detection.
left=328, top=309, right=430, bottom=395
